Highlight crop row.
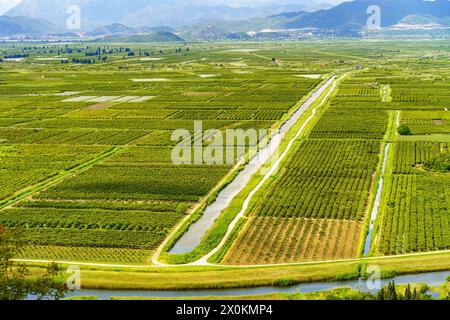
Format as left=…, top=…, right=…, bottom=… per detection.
left=16, top=246, right=150, bottom=264
left=0, top=207, right=184, bottom=249
left=19, top=199, right=190, bottom=214
left=310, top=108, right=388, bottom=140
left=253, top=140, right=381, bottom=220
left=36, top=164, right=232, bottom=202
left=377, top=174, right=449, bottom=255
left=401, top=111, right=450, bottom=135
left=337, top=85, right=380, bottom=97
left=169, top=109, right=286, bottom=121
left=223, top=217, right=363, bottom=265
left=0, top=207, right=182, bottom=233
left=392, top=141, right=449, bottom=174
left=5, top=128, right=148, bottom=146
left=0, top=144, right=107, bottom=200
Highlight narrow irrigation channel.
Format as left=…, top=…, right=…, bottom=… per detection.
left=169, top=76, right=337, bottom=254
left=363, top=143, right=391, bottom=256
left=60, top=270, right=449, bottom=300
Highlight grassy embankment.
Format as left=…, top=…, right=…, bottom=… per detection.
left=25, top=251, right=450, bottom=291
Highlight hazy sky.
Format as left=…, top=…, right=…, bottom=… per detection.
left=0, top=0, right=21, bottom=14
left=0, top=0, right=350, bottom=15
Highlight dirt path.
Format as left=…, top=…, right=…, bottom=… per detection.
left=13, top=249, right=450, bottom=270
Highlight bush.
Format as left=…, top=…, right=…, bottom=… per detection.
left=398, top=124, right=412, bottom=136
left=274, top=279, right=297, bottom=287
left=425, top=154, right=450, bottom=173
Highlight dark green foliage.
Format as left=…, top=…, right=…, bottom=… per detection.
left=398, top=123, right=412, bottom=136
left=310, top=108, right=388, bottom=140
left=425, top=154, right=450, bottom=173
left=0, top=208, right=184, bottom=249
left=256, top=140, right=381, bottom=220
left=377, top=282, right=430, bottom=300
left=378, top=175, right=450, bottom=254
left=0, top=226, right=68, bottom=300
left=274, top=279, right=296, bottom=287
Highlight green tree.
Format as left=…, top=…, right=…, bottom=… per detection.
left=377, top=282, right=399, bottom=300
left=404, top=284, right=412, bottom=300
left=398, top=124, right=412, bottom=136
left=388, top=282, right=398, bottom=300
left=412, top=288, right=419, bottom=300
left=377, top=287, right=386, bottom=300
left=0, top=226, right=68, bottom=300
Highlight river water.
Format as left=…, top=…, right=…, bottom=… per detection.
left=63, top=270, right=449, bottom=300
left=170, top=76, right=337, bottom=254
left=363, top=143, right=391, bottom=256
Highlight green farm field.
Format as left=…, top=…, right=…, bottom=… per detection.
left=1, top=42, right=327, bottom=263
left=0, top=40, right=449, bottom=283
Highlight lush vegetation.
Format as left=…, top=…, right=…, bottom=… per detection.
left=0, top=42, right=325, bottom=263
left=425, top=154, right=450, bottom=173
left=254, top=140, right=381, bottom=220
left=223, top=52, right=450, bottom=265
left=310, top=108, right=388, bottom=140
left=375, top=75, right=450, bottom=257
left=377, top=174, right=449, bottom=255
left=0, top=40, right=449, bottom=273
left=223, top=69, right=392, bottom=264
left=0, top=226, right=68, bottom=300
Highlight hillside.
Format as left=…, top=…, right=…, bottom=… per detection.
left=6, top=0, right=151, bottom=31
left=86, top=23, right=136, bottom=37
left=181, top=0, right=450, bottom=40
left=98, top=31, right=184, bottom=43
left=6, top=0, right=315, bottom=30
left=0, top=15, right=61, bottom=36
left=276, top=0, right=450, bottom=30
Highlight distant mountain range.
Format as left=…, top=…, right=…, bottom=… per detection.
left=85, top=23, right=175, bottom=37
left=1, top=0, right=449, bottom=40
left=0, top=15, right=60, bottom=36
left=5, top=0, right=330, bottom=30
left=98, top=31, right=184, bottom=43
left=273, top=0, right=450, bottom=30
left=183, top=0, right=450, bottom=40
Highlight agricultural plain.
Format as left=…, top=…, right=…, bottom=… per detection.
left=0, top=42, right=326, bottom=263
left=222, top=41, right=450, bottom=265
left=0, top=41, right=449, bottom=271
